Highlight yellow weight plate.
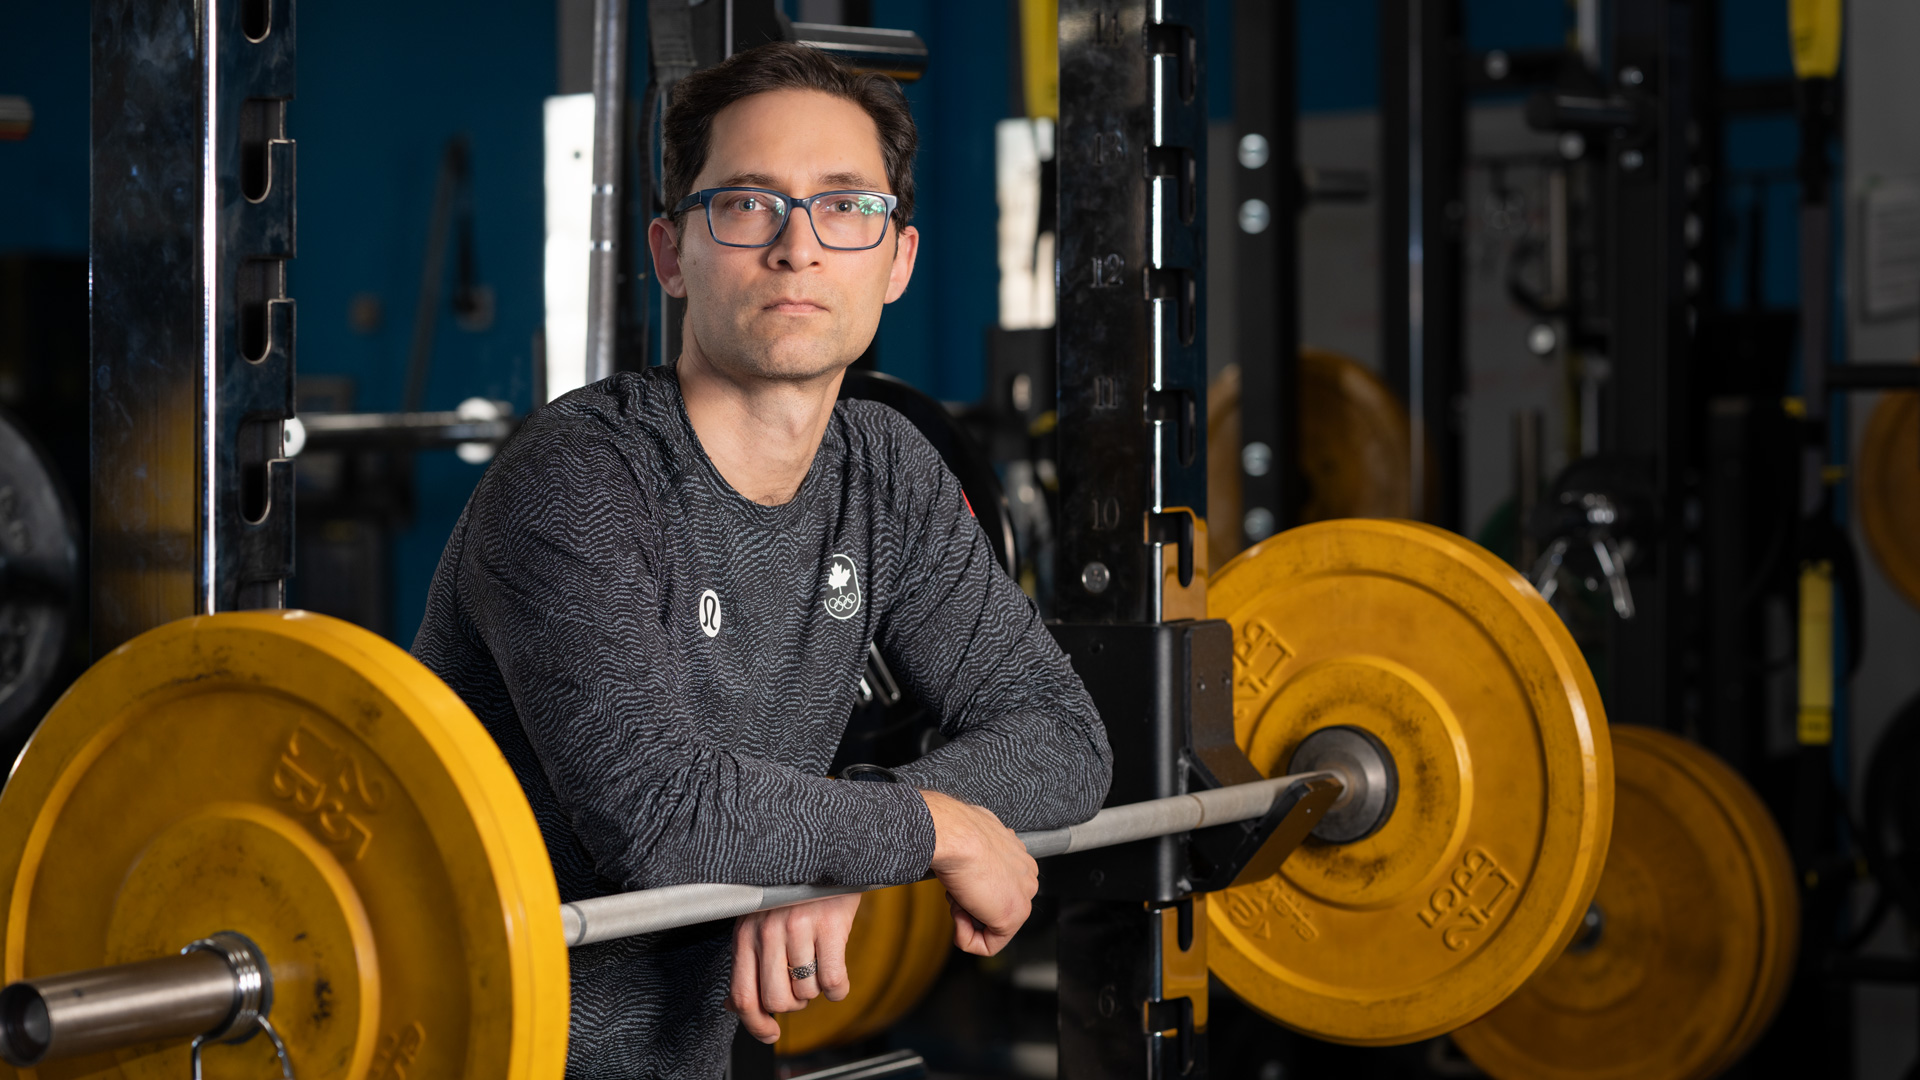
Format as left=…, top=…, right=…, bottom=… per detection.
left=838, top=879, right=952, bottom=1045
left=1207, top=364, right=1247, bottom=572
left=1695, top=764, right=1799, bottom=1080
left=1451, top=726, right=1798, bottom=1080
left=1207, top=350, right=1421, bottom=570
left=1205, top=519, right=1612, bottom=1045
left=0, top=612, right=569, bottom=1079
left=776, top=879, right=951, bottom=1056
left=1858, top=388, right=1920, bottom=612
left=1296, top=348, right=1417, bottom=523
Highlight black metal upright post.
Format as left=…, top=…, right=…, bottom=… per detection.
left=1233, top=0, right=1300, bottom=541
left=1051, top=0, right=1221, bottom=1075
left=1781, top=3, right=1857, bottom=1073
left=1694, top=1, right=1774, bottom=785
left=1380, top=0, right=1410, bottom=408
left=585, top=0, right=630, bottom=383
left=1055, top=0, right=1210, bottom=625
left=1602, top=0, right=1694, bottom=734
left=90, top=0, right=298, bottom=654
left=1378, top=0, right=1465, bottom=529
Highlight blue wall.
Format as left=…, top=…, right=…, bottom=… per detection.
left=870, top=0, right=1009, bottom=406
left=1720, top=0, right=1804, bottom=311
left=295, top=3, right=555, bottom=641
left=0, top=3, right=88, bottom=254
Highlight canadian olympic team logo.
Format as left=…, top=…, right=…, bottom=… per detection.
left=822, top=554, right=862, bottom=621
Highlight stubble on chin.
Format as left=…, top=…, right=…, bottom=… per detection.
left=730, top=348, right=848, bottom=383
left=704, top=315, right=858, bottom=383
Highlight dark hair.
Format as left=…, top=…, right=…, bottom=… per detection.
left=662, top=42, right=918, bottom=229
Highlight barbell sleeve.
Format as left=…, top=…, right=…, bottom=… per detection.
left=560, top=771, right=1339, bottom=947
left=0, top=932, right=268, bottom=1068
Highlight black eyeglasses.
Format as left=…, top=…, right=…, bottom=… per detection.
left=672, top=187, right=900, bottom=251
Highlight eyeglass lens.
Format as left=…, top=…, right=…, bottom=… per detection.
left=708, top=190, right=890, bottom=249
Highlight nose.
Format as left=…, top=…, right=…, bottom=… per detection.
left=764, top=203, right=824, bottom=271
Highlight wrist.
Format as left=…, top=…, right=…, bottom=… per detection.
left=920, top=789, right=975, bottom=874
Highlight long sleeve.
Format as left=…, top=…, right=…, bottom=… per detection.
left=879, top=438, right=1114, bottom=831
left=456, top=426, right=936, bottom=892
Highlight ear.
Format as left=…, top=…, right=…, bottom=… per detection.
left=883, top=224, right=920, bottom=305
left=648, top=217, right=689, bottom=299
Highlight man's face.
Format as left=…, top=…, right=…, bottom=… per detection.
left=650, top=88, right=919, bottom=382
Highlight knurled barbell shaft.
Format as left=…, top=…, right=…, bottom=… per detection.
left=559, top=770, right=1342, bottom=947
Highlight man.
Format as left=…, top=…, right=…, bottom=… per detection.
left=413, top=42, right=1112, bottom=1078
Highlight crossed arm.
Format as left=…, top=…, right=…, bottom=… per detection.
left=727, top=792, right=1040, bottom=1040
left=728, top=438, right=1112, bottom=1041
left=462, top=426, right=1110, bottom=1044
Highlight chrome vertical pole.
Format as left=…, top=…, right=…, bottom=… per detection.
left=584, top=0, right=631, bottom=383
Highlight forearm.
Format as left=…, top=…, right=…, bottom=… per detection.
left=893, top=710, right=1111, bottom=831
left=881, top=563, right=1112, bottom=828
left=589, top=753, right=938, bottom=890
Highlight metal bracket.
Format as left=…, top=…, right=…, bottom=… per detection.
left=1187, top=774, right=1344, bottom=892
left=1143, top=994, right=1198, bottom=1075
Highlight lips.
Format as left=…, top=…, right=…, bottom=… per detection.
left=764, top=296, right=828, bottom=313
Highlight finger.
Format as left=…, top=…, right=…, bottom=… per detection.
left=788, top=920, right=822, bottom=1004
left=729, top=918, right=758, bottom=1014
left=740, top=1008, right=782, bottom=1045
left=815, top=904, right=854, bottom=1002
left=758, top=915, right=800, bottom=1015
left=964, top=885, right=1029, bottom=957
left=963, top=910, right=1007, bottom=955
left=730, top=918, right=781, bottom=1043
left=950, top=894, right=990, bottom=956
left=975, top=904, right=1017, bottom=956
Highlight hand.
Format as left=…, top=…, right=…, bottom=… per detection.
left=727, top=891, right=863, bottom=1044
left=920, top=790, right=1038, bottom=956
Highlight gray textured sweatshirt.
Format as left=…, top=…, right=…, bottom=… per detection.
left=411, top=366, right=1110, bottom=1079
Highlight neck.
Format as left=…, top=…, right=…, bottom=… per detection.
left=675, top=336, right=846, bottom=506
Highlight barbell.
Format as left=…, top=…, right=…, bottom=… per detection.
left=794, top=543, right=1793, bottom=1079
left=0, top=519, right=1614, bottom=1077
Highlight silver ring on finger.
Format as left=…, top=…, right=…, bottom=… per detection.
left=787, top=961, right=817, bottom=982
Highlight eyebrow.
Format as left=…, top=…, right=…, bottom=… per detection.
left=712, top=170, right=887, bottom=193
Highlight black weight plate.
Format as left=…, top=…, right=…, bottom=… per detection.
left=0, top=408, right=79, bottom=740
left=1864, top=692, right=1920, bottom=932
left=839, top=369, right=1018, bottom=577
left=833, top=370, right=1011, bottom=776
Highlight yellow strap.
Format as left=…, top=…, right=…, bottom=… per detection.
left=1797, top=560, right=1834, bottom=745
left=1789, top=0, right=1843, bottom=80
left=1020, top=0, right=1060, bottom=119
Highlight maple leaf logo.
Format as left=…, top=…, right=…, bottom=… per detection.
left=827, top=563, right=851, bottom=590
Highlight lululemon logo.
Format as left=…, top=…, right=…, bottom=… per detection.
left=698, top=589, right=722, bottom=638
left=823, top=554, right=861, bottom=621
